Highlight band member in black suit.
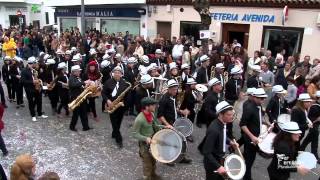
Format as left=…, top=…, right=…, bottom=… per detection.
left=300, top=91, right=320, bottom=162
left=291, top=93, right=313, bottom=145
left=246, top=65, right=261, bottom=88
left=56, top=62, right=70, bottom=118
left=43, top=59, right=58, bottom=115
left=266, top=85, right=287, bottom=132
left=102, top=66, right=130, bottom=148
left=2, top=56, right=13, bottom=102
left=153, top=49, right=165, bottom=69
left=214, top=63, right=226, bottom=90
left=100, top=57, right=112, bottom=112
left=165, top=62, right=179, bottom=80
left=68, top=65, right=91, bottom=132
left=240, top=88, right=267, bottom=180
left=267, top=122, right=309, bottom=180
left=20, top=57, right=48, bottom=122
left=9, top=57, right=24, bottom=108
left=157, top=79, right=192, bottom=164
left=196, top=55, right=210, bottom=84
left=124, top=57, right=139, bottom=115
left=181, top=64, right=191, bottom=87
left=202, top=101, right=238, bottom=180
left=225, top=66, right=243, bottom=105
left=135, top=74, right=154, bottom=113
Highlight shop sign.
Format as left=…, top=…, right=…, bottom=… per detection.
left=55, top=8, right=144, bottom=18
left=211, top=13, right=275, bottom=23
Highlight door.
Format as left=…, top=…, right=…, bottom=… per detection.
left=157, top=22, right=171, bottom=40
left=33, top=20, right=40, bottom=29
left=222, top=23, right=250, bottom=49
left=9, top=15, right=25, bottom=27
left=180, top=21, right=201, bottom=42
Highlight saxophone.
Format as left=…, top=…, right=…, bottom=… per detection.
left=105, top=81, right=132, bottom=114
left=32, top=69, right=42, bottom=92
left=68, top=85, right=97, bottom=111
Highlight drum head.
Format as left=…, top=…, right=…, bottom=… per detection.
left=297, top=152, right=317, bottom=170
left=195, top=84, right=208, bottom=92
left=173, top=117, right=193, bottom=137
left=150, top=129, right=183, bottom=163
left=224, top=154, right=246, bottom=180
left=258, top=132, right=276, bottom=154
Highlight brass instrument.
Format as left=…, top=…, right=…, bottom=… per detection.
left=152, top=77, right=167, bottom=100
left=210, top=66, right=215, bottom=79
left=223, top=71, right=229, bottom=97
left=47, top=76, right=58, bottom=91
left=32, top=69, right=42, bottom=92
left=105, top=81, right=132, bottom=114
left=68, top=85, right=97, bottom=111
left=90, top=73, right=103, bottom=97
left=176, top=77, right=185, bottom=109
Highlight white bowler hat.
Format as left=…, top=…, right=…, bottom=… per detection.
left=127, top=57, right=137, bottom=64
left=4, top=56, right=11, bottom=60
left=277, top=114, right=291, bottom=130
left=56, top=49, right=64, bottom=55
left=107, top=49, right=116, bottom=54
left=140, top=74, right=154, bottom=84
left=147, top=63, right=158, bottom=72
left=71, top=65, right=82, bottom=72
left=89, top=48, right=97, bottom=55
left=45, top=59, right=56, bottom=65
left=115, top=53, right=122, bottom=59
left=181, top=63, right=190, bottom=70
left=112, top=66, right=122, bottom=73
left=71, top=47, right=77, bottom=52
left=102, top=53, right=111, bottom=60
left=216, top=63, right=225, bottom=69
left=167, top=79, right=179, bottom=88
left=101, top=60, right=111, bottom=68
left=141, top=55, right=149, bottom=64
left=246, top=88, right=256, bottom=95
left=252, top=65, right=262, bottom=72
left=65, top=50, right=72, bottom=55
left=200, top=55, right=210, bottom=62
left=169, top=62, right=178, bottom=70
left=298, top=93, right=313, bottom=102
left=272, top=85, right=286, bottom=94
left=316, top=91, right=320, bottom=98
left=43, top=54, right=51, bottom=60
left=155, top=49, right=162, bottom=54
left=231, top=66, right=243, bottom=75
left=253, top=88, right=267, bottom=98
left=57, top=62, right=66, bottom=69
left=208, top=77, right=221, bottom=87
left=186, top=78, right=197, bottom=85
left=133, top=52, right=139, bottom=56
left=27, top=56, right=36, bottom=64
left=216, top=101, right=233, bottom=114
left=72, top=54, right=81, bottom=62
left=281, top=121, right=302, bottom=134
left=39, top=52, right=45, bottom=56
left=13, top=56, right=22, bottom=62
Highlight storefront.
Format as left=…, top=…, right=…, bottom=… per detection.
left=55, top=6, right=146, bottom=35
left=145, top=0, right=320, bottom=59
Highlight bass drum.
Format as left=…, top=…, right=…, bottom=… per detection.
left=224, top=154, right=246, bottom=180
left=150, top=129, right=186, bottom=164
left=173, top=117, right=193, bottom=137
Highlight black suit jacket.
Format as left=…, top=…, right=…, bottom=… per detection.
left=196, top=67, right=208, bottom=84
left=20, top=67, right=35, bottom=93
left=68, top=75, right=85, bottom=101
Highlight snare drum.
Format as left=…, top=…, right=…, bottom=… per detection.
left=258, top=132, right=276, bottom=158
left=224, top=154, right=246, bottom=180
left=150, top=129, right=187, bottom=163
left=173, top=117, right=193, bottom=137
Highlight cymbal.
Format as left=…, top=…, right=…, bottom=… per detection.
left=195, top=84, right=208, bottom=92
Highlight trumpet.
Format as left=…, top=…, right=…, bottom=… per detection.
left=210, top=66, right=215, bottom=79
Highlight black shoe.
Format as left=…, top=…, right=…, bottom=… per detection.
left=16, top=105, right=20, bottom=109
left=20, top=104, right=25, bottom=107
left=3, top=104, right=7, bottom=108
left=186, top=136, right=194, bottom=143
left=317, top=159, right=320, bottom=165
left=151, top=174, right=163, bottom=180
left=196, top=123, right=202, bottom=128
left=83, top=127, right=93, bottom=131
left=179, top=157, right=192, bottom=164
left=165, top=163, right=175, bottom=167
left=70, top=128, right=78, bottom=132
left=3, top=151, right=8, bottom=157
left=117, top=142, right=123, bottom=149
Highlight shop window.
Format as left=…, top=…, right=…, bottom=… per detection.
left=85, top=18, right=96, bottom=31
left=180, top=21, right=201, bottom=42
left=45, top=12, right=49, bottom=24
left=60, top=18, right=77, bottom=32
left=101, top=19, right=140, bottom=36
left=262, top=26, right=304, bottom=57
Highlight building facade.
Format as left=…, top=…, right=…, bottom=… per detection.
left=145, top=0, right=320, bottom=59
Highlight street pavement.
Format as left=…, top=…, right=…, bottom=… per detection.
left=0, top=86, right=319, bottom=180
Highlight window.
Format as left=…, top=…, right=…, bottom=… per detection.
left=100, top=19, right=140, bottom=36
left=262, top=26, right=304, bottom=57
left=60, top=18, right=77, bottom=32
left=45, top=12, right=49, bottom=24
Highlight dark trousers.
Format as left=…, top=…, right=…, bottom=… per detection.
left=139, top=142, right=156, bottom=178
left=57, top=92, right=69, bottom=115
left=0, top=163, right=7, bottom=180
left=87, top=97, right=97, bottom=118
left=109, top=108, right=125, bottom=143
left=243, top=141, right=258, bottom=180
left=102, top=99, right=106, bottom=112
left=0, top=133, right=7, bottom=154
left=300, top=127, right=319, bottom=159
left=205, top=169, right=224, bottom=180
left=25, top=90, right=42, bottom=117
left=70, top=101, right=89, bottom=130
left=6, top=81, right=15, bottom=100
left=15, top=82, right=24, bottom=105
left=127, top=91, right=135, bottom=114
left=0, top=84, right=6, bottom=105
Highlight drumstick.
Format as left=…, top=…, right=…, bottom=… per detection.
left=310, top=170, right=319, bottom=176
left=214, top=169, right=241, bottom=173
left=233, top=139, right=244, bottom=160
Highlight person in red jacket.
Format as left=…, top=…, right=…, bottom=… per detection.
left=0, top=104, right=8, bottom=156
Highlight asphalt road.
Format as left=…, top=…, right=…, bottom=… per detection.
left=0, top=85, right=319, bottom=180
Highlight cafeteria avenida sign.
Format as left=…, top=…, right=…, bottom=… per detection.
left=211, top=13, right=275, bottom=23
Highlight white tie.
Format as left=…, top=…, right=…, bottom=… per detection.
left=305, top=110, right=312, bottom=124
left=205, top=69, right=208, bottom=82
left=171, top=97, right=177, bottom=120
left=235, top=80, right=238, bottom=95
left=220, top=74, right=224, bottom=87
left=147, top=89, right=150, bottom=97
left=278, top=98, right=281, bottom=118
left=223, top=124, right=227, bottom=152
left=258, top=106, right=262, bottom=133
left=111, top=82, right=119, bottom=97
